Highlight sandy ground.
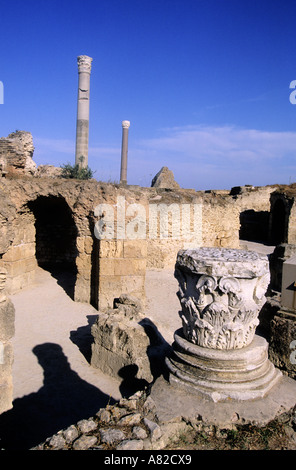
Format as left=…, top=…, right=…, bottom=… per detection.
left=0, top=240, right=274, bottom=449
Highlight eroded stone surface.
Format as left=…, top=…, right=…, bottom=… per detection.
left=175, top=247, right=270, bottom=349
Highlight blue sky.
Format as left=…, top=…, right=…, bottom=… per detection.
left=1, top=0, right=296, bottom=190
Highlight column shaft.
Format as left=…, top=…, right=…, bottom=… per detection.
left=120, top=120, right=130, bottom=184
left=75, top=55, right=93, bottom=168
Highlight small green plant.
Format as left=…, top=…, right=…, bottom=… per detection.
left=60, top=156, right=94, bottom=180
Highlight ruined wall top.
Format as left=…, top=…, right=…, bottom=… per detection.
left=0, top=131, right=36, bottom=176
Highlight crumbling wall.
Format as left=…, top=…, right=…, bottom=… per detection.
left=0, top=131, right=36, bottom=176
left=0, top=178, right=260, bottom=307
left=0, top=269, right=15, bottom=413
left=1, top=210, right=37, bottom=294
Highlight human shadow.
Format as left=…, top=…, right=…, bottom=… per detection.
left=118, top=318, right=172, bottom=398
left=139, top=317, right=172, bottom=383
left=0, top=343, right=115, bottom=450
left=70, top=315, right=97, bottom=363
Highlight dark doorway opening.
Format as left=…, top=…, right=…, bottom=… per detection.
left=270, top=199, right=286, bottom=246
left=28, top=196, right=78, bottom=299
left=239, top=210, right=270, bottom=243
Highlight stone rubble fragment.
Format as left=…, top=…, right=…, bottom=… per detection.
left=73, top=435, right=98, bottom=450
left=29, top=387, right=296, bottom=451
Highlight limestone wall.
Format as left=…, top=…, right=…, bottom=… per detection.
left=288, top=201, right=296, bottom=244
left=0, top=131, right=36, bottom=176
left=0, top=178, right=269, bottom=309
left=0, top=269, right=15, bottom=414
left=0, top=211, right=37, bottom=294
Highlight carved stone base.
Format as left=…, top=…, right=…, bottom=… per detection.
left=165, top=329, right=282, bottom=402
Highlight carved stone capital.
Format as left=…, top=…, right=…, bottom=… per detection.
left=122, top=120, right=130, bottom=129
left=175, top=248, right=270, bottom=350
left=77, top=55, right=93, bottom=73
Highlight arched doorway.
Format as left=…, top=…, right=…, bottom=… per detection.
left=28, top=196, right=78, bottom=299
left=270, top=198, right=286, bottom=245
left=239, top=210, right=270, bottom=243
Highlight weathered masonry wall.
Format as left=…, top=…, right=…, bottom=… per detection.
left=1, top=210, right=37, bottom=294
left=0, top=179, right=276, bottom=310
left=0, top=270, right=15, bottom=414
left=0, top=180, right=280, bottom=309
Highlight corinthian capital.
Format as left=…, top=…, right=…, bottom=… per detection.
left=122, top=120, right=130, bottom=129
left=77, top=55, right=93, bottom=73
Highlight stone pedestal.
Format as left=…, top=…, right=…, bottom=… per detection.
left=166, top=247, right=282, bottom=402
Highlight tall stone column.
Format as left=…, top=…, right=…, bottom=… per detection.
left=120, top=120, right=130, bottom=184
left=75, top=55, right=93, bottom=168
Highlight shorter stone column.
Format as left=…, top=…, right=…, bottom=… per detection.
left=120, top=120, right=130, bottom=184
left=166, top=247, right=282, bottom=401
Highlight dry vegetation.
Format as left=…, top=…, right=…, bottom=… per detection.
left=164, top=417, right=296, bottom=451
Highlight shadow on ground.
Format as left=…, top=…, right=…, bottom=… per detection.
left=0, top=343, right=116, bottom=450
left=45, top=266, right=77, bottom=300
left=70, top=315, right=97, bottom=364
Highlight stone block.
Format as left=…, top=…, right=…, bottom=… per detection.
left=2, top=242, right=35, bottom=262
left=114, top=258, right=146, bottom=276
left=12, top=225, right=36, bottom=245
left=120, top=276, right=145, bottom=295
left=3, top=257, right=37, bottom=276
left=269, top=311, right=296, bottom=379
left=0, top=380, right=13, bottom=414
left=76, top=236, right=85, bottom=253
left=91, top=297, right=155, bottom=382
left=281, top=255, right=296, bottom=310
left=98, top=275, right=123, bottom=294
left=74, top=279, right=91, bottom=303
left=0, top=300, right=15, bottom=341
left=123, top=240, right=147, bottom=259
left=0, top=342, right=13, bottom=379
left=84, top=236, right=93, bottom=254
left=99, top=258, right=115, bottom=276
left=6, top=271, right=34, bottom=294
left=76, top=253, right=91, bottom=272
left=99, top=240, right=123, bottom=258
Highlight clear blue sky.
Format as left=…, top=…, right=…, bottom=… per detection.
left=1, top=0, right=296, bottom=190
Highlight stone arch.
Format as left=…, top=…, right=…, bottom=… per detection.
left=27, top=195, right=78, bottom=298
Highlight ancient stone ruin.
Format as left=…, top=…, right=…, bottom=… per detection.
left=0, top=131, right=36, bottom=177
left=1, top=130, right=296, bottom=447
